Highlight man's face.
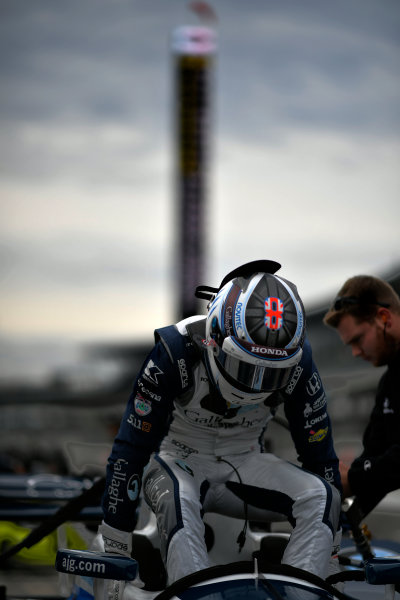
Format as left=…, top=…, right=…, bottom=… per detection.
left=336, top=313, right=389, bottom=367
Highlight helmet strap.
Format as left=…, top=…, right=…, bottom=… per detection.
left=194, top=285, right=218, bottom=300
left=195, top=260, right=281, bottom=300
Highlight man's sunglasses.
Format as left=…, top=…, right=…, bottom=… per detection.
left=333, top=296, right=390, bottom=311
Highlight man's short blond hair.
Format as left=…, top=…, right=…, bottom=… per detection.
left=323, top=275, right=400, bottom=328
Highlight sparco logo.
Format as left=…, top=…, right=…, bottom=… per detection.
left=178, top=358, right=189, bottom=388
left=285, top=365, right=303, bottom=395
left=251, top=347, right=288, bottom=356
left=103, top=536, right=129, bottom=552
left=172, top=439, right=198, bottom=457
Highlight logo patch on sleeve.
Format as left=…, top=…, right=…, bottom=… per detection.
left=308, top=427, right=328, bottom=443
left=143, top=360, right=164, bottom=385
left=134, top=394, right=152, bottom=416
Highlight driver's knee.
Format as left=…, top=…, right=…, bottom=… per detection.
left=293, top=478, right=341, bottom=533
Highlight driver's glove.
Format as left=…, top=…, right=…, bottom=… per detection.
left=98, top=521, right=146, bottom=600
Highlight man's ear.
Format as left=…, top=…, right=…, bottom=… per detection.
left=377, top=308, right=390, bottom=326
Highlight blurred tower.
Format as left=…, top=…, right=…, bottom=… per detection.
left=171, top=23, right=217, bottom=319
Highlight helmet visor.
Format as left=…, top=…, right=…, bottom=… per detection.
left=213, top=344, right=297, bottom=393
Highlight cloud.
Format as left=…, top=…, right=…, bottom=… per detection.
left=210, top=125, right=400, bottom=301
left=0, top=0, right=399, bottom=345
left=217, top=5, right=399, bottom=140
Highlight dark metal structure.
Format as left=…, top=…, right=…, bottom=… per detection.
left=171, top=25, right=217, bottom=319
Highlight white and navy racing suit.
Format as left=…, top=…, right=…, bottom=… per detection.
left=101, top=316, right=342, bottom=583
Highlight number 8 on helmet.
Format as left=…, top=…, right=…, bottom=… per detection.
left=202, top=264, right=306, bottom=405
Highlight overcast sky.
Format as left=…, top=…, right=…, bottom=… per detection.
left=1, top=0, right=399, bottom=352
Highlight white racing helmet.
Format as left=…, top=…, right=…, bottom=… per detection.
left=196, top=260, right=305, bottom=405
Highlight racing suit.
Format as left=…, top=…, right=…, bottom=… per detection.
left=347, top=349, right=400, bottom=515
left=101, top=316, right=342, bottom=583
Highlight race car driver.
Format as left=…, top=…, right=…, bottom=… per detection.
left=99, top=260, right=343, bottom=599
